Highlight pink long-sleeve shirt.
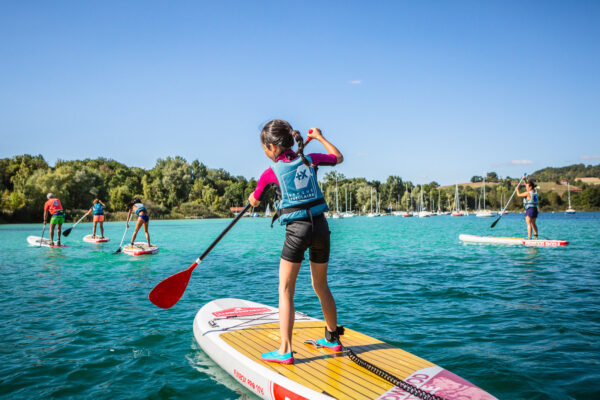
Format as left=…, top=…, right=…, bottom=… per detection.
left=253, top=150, right=337, bottom=200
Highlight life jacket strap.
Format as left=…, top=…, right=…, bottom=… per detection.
left=270, top=198, right=326, bottom=228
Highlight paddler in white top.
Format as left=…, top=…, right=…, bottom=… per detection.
left=516, top=179, right=539, bottom=239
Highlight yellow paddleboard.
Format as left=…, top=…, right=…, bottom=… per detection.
left=194, top=298, right=497, bottom=400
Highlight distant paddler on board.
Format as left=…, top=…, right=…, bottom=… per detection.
left=516, top=178, right=539, bottom=240
left=43, top=193, right=66, bottom=247
left=126, top=197, right=152, bottom=247
left=84, top=199, right=107, bottom=239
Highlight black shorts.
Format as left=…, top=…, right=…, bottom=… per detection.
left=281, top=214, right=330, bottom=263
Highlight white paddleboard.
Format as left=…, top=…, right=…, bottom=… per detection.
left=27, top=235, right=68, bottom=248
left=83, top=235, right=110, bottom=243
left=459, top=234, right=568, bottom=247
left=194, top=298, right=497, bottom=400
left=122, top=242, right=159, bottom=256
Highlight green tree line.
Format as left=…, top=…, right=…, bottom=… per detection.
left=1, top=155, right=599, bottom=223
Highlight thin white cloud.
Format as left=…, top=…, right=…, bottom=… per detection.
left=511, top=160, right=534, bottom=165
left=580, top=155, right=600, bottom=160
left=349, top=80, right=362, bottom=84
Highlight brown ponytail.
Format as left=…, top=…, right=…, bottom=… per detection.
left=291, top=129, right=313, bottom=167
left=260, top=120, right=312, bottom=167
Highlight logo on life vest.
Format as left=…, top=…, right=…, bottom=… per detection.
left=294, top=165, right=311, bottom=189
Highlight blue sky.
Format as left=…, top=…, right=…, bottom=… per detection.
left=1, top=1, right=599, bottom=184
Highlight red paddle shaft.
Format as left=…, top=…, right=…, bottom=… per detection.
left=148, top=203, right=252, bottom=309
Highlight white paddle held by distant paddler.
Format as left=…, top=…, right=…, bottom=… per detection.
left=491, top=173, right=527, bottom=228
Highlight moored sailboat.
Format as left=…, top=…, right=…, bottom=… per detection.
left=451, top=183, right=465, bottom=216
left=476, top=178, right=496, bottom=217
left=565, top=182, right=576, bottom=214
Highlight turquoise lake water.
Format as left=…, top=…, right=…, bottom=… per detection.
left=1, top=213, right=599, bottom=399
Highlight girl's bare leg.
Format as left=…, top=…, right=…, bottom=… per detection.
left=525, top=216, right=532, bottom=238
left=93, top=221, right=97, bottom=237
left=143, top=221, right=150, bottom=245
left=310, top=261, right=337, bottom=333
left=278, top=258, right=301, bottom=354
left=532, top=218, right=538, bottom=237
left=131, top=218, right=143, bottom=244
left=100, top=221, right=104, bottom=237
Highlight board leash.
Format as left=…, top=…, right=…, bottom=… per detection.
left=304, top=327, right=446, bottom=400
left=342, top=344, right=448, bottom=400
left=310, top=327, right=448, bottom=400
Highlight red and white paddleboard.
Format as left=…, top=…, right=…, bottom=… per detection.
left=83, top=235, right=110, bottom=243
left=194, top=298, right=497, bottom=400
left=459, top=234, right=568, bottom=247
left=27, top=236, right=68, bottom=248
left=122, top=242, right=159, bottom=256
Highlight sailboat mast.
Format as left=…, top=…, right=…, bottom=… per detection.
left=345, top=186, right=348, bottom=212
left=335, top=179, right=339, bottom=213
left=455, top=184, right=460, bottom=211
left=429, top=190, right=433, bottom=212
left=482, top=178, right=486, bottom=210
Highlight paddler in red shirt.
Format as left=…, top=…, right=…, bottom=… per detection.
left=43, top=193, right=66, bottom=246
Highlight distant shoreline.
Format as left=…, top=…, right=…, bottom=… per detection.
left=2, top=210, right=598, bottom=225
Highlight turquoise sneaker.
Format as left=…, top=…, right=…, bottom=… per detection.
left=315, top=338, right=343, bottom=351
left=260, top=350, right=294, bottom=364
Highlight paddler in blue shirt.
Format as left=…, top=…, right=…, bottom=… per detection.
left=516, top=179, right=539, bottom=239
left=84, top=199, right=106, bottom=238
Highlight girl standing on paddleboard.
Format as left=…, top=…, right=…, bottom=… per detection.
left=516, top=179, right=539, bottom=239
left=84, top=199, right=106, bottom=238
left=126, top=198, right=151, bottom=247
left=248, top=120, right=344, bottom=364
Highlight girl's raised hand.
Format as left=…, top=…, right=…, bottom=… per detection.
left=307, top=128, right=323, bottom=141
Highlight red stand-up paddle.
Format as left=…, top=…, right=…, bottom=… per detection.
left=149, top=203, right=252, bottom=309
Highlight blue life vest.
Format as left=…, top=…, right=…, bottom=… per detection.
left=134, top=203, right=147, bottom=216
left=270, top=155, right=328, bottom=226
left=523, top=191, right=538, bottom=209
left=93, top=203, right=104, bottom=215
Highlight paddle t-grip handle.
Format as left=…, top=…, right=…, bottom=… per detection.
left=305, top=129, right=315, bottom=145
